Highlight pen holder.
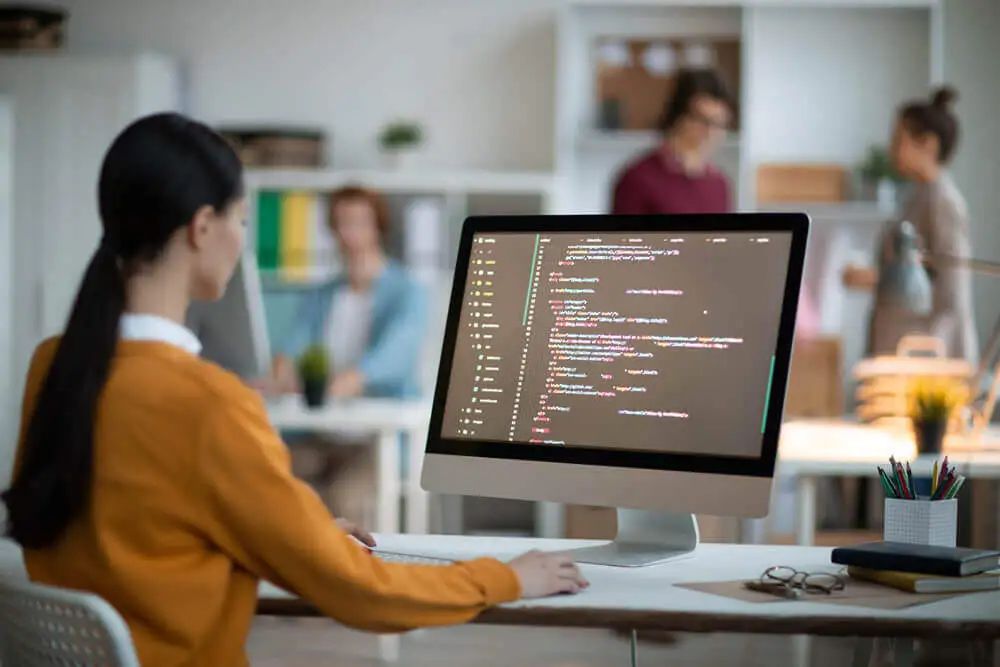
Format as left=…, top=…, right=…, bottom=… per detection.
left=883, top=498, right=958, bottom=547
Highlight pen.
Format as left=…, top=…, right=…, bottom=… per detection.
left=905, top=462, right=915, bottom=498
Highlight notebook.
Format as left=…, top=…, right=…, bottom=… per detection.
left=831, top=542, right=1000, bottom=577
left=847, top=566, right=1000, bottom=594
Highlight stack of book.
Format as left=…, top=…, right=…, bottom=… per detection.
left=832, top=541, right=1000, bottom=593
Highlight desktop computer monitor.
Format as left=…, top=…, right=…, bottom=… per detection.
left=186, top=252, right=272, bottom=380
left=422, top=214, right=809, bottom=566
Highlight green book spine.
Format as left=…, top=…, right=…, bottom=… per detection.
left=256, top=191, right=282, bottom=271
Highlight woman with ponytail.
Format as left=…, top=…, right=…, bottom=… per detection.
left=1, top=113, right=583, bottom=667
left=843, top=85, right=978, bottom=365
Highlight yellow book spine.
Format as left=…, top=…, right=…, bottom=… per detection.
left=847, top=566, right=919, bottom=592
left=279, top=191, right=313, bottom=282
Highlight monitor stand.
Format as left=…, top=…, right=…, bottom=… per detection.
left=562, top=509, right=700, bottom=567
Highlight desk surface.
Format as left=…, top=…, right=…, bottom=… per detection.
left=257, top=535, right=1000, bottom=638
left=265, top=396, right=431, bottom=431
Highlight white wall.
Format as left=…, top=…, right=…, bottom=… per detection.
left=943, top=0, right=1000, bottom=349
left=746, top=6, right=930, bottom=164
left=57, top=0, right=558, bottom=171
left=0, top=96, right=13, bottom=507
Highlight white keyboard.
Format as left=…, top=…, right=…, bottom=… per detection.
left=371, top=549, right=454, bottom=565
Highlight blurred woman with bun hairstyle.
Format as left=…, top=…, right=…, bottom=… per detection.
left=843, top=85, right=977, bottom=364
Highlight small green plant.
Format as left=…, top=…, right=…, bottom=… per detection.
left=296, top=344, right=329, bottom=383
left=860, top=146, right=902, bottom=184
left=908, top=378, right=966, bottom=424
left=378, top=121, right=423, bottom=151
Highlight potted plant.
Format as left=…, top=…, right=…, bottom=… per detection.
left=908, top=378, right=966, bottom=454
left=859, top=146, right=903, bottom=211
left=377, top=121, right=424, bottom=169
left=296, top=344, right=330, bottom=409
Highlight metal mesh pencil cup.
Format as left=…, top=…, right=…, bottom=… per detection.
left=883, top=498, right=958, bottom=547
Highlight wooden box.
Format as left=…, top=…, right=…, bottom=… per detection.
left=218, top=127, right=325, bottom=168
left=0, top=6, right=66, bottom=51
left=756, top=164, right=847, bottom=204
left=784, top=336, right=844, bottom=418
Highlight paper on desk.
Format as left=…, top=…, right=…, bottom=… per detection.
left=677, top=578, right=970, bottom=609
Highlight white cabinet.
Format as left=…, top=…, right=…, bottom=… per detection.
left=0, top=54, right=180, bottom=384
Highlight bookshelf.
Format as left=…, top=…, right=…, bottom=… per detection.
left=244, top=168, right=557, bottom=287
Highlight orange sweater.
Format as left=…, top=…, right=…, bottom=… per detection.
left=15, top=338, right=520, bottom=667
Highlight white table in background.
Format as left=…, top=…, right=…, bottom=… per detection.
left=775, top=420, right=1000, bottom=546
left=266, top=396, right=433, bottom=537
left=258, top=534, right=1000, bottom=667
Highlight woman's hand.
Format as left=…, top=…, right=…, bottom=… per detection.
left=336, top=518, right=376, bottom=548
left=255, top=356, right=298, bottom=396
left=329, top=370, right=365, bottom=398
left=508, top=550, right=589, bottom=598
left=842, top=264, right=878, bottom=291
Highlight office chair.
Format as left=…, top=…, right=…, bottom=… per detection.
left=0, top=577, right=140, bottom=667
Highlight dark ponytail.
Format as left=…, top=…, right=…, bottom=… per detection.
left=2, top=112, right=243, bottom=548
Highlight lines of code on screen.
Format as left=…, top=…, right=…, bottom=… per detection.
left=441, top=231, right=791, bottom=458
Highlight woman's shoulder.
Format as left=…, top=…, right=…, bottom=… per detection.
left=22, top=336, right=61, bottom=394
left=933, top=176, right=969, bottom=219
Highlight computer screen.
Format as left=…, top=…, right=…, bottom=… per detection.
left=438, top=229, right=793, bottom=460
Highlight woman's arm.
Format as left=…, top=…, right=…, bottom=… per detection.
left=924, top=195, right=974, bottom=345
left=196, top=389, right=522, bottom=632
left=842, top=264, right=878, bottom=291
left=263, top=289, right=325, bottom=393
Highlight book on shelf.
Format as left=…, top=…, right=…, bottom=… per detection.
left=256, top=189, right=337, bottom=283
left=847, top=566, right=1000, bottom=594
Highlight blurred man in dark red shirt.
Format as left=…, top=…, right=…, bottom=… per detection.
left=612, top=68, right=734, bottom=215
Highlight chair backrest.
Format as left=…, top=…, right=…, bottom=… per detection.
left=0, top=578, right=140, bottom=667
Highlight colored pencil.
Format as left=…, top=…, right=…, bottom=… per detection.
left=878, top=467, right=897, bottom=498
left=877, top=469, right=893, bottom=498
left=931, top=460, right=939, bottom=496
left=935, top=471, right=956, bottom=501
left=945, top=475, right=966, bottom=500
left=896, top=463, right=910, bottom=499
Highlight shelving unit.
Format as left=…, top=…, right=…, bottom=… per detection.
left=245, top=168, right=555, bottom=280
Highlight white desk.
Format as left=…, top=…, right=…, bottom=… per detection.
left=258, top=534, right=1000, bottom=667
left=777, top=420, right=1000, bottom=546
left=266, top=396, right=433, bottom=537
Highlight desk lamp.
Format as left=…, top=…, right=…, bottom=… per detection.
left=941, top=255, right=1000, bottom=439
